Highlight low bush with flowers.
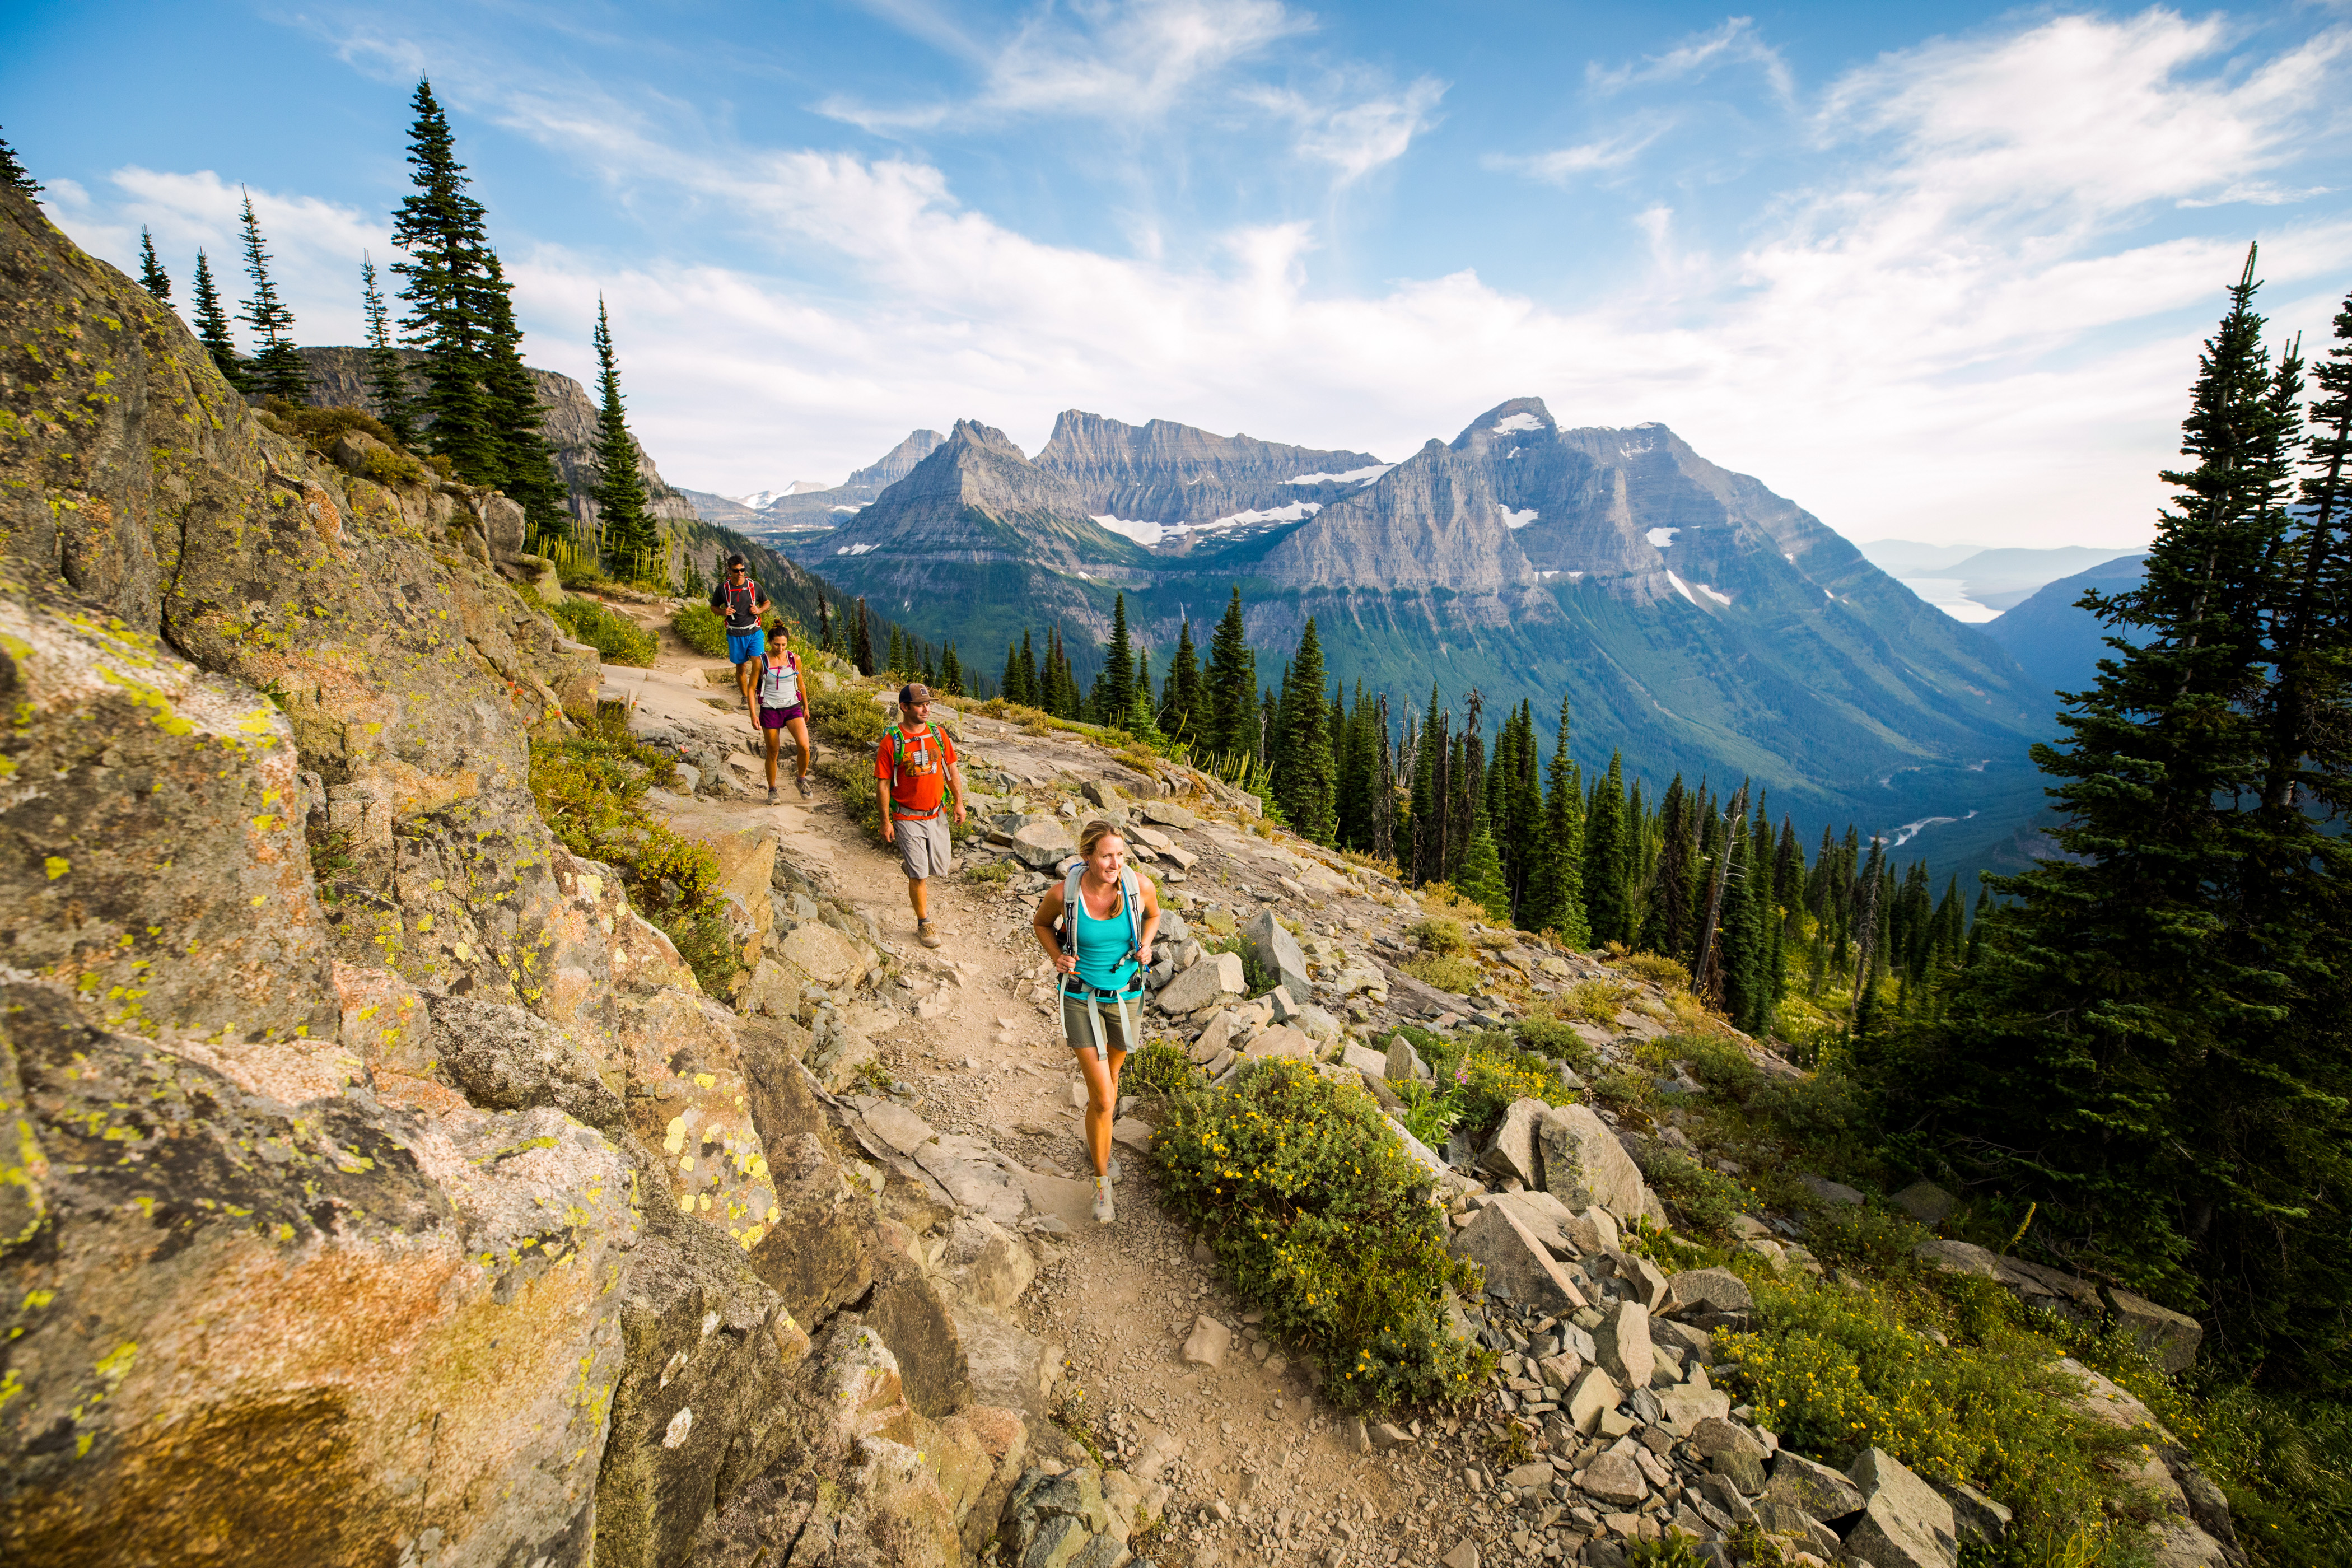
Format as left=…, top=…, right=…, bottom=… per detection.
left=1151, top=1058, right=1492, bottom=1411
left=1391, top=1026, right=1578, bottom=1147
left=1714, top=1258, right=2165, bottom=1564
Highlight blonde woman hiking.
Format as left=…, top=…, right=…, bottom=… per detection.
left=1032, top=819, right=1160, bottom=1224
left=753, top=621, right=813, bottom=804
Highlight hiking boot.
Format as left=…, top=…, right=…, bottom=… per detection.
left=796, top=773, right=812, bottom=799
left=1093, top=1178, right=1115, bottom=1225
left=917, top=920, right=942, bottom=949
left=767, top=786, right=779, bottom=805
left=1108, top=1157, right=1122, bottom=1184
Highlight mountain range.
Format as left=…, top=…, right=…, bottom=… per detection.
left=792, top=400, right=2062, bottom=875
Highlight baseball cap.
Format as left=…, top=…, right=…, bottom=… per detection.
left=899, top=683, right=931, bottom=706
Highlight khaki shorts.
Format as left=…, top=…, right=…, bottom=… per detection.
left=892, top=814, right=951, bottom=880
left=1061, top=984, right=1142, bottom=1061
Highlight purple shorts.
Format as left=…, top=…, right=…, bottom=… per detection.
left=759, top=704, right=806, bottom=729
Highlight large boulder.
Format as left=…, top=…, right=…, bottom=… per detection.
left=997, top=1465, right=1134, bottom=1566
left=1844, top=1447, right=1959, bottom=1568
left=1536, top=1102, right=1650, bottom=1220
left=1242, top=909, right=1313, bottom=999
left=1478, top=1096, right=1547, bottom=1188
left=1009, top=819, right=1077, bottom=869
left=1158, top=952, right=1245, bottom=1014
left=1449, top=1202, right=1590, bottom=1315
left=780, top=922, right=872, bottom=988
left=1594, top=1299, right=1655, bottom=1389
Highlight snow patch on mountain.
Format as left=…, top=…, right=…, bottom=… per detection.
left=1491, top=412, right=1543, bottom=433
left=1667, top=571, right=1700, bottom=605
left=1647, top=527, right=1679, bottom=548
left=1284, top=465, right=1392, bottom=486
left=834, top=542, right=879, bottom=556
left=1502, top=508, right=1539, bottom=529
left=1201, top=501, right=1321, bottom=529
left=1092, top=514, right=1166, bottom=547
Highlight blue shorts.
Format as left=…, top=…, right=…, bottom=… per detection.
left=726, top=628, right=763, bottom=664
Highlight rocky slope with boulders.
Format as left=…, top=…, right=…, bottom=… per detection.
left=0, top=188, right=1030, bottom=1567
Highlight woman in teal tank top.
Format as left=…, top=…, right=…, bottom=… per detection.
left=1032, top=820, right=1162, bottom=1225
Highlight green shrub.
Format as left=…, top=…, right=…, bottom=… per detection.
left=963, top=857, right=1013, bottom=886
left=1152, top=1059, right=1491, bottom=1410
left=1401, top=952, right=1477, bottom=994
left=1512, top=1014, right=1598, bottom=1075
left=1408, top=1028, right=1575, bottom=1145
left=1801, top=1202, right=1933, bottom=1277
left=1409, top=917, right=1468, bottom=956
left=1205, top=932, right=1276, bottom=996
left=1614, top=952, right=1691, bottom=989
left=1715, top=1266, right=2151, bottom=1559
left=1639, top=1147, right=1747, bottom=1234
left=1562, top=977, right=1634, bottom=1026
left=809, top=684, right=891, bottom=748
left=2196, top=1383, right=2352, bottom=1564
left=528, top=702, right=741, bottom=995
left=548, top=596, right=657, bottom=666
left=671, top=601, right=729, bottom=658
left=1393, top=1076, right=1464, bottom=1149
left=1126, top=1042, right=1199, bottom=1098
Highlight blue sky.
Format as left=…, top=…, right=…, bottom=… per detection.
left=11, top=2, right=2352, bottom=547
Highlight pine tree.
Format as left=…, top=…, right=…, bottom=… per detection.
left=1272, top=619, right=1337, bottom=843
left=1522, top=699, right=1588, bottom=943
left=1410, top=690, right=1445, bottom=884
left=1205, top=587, right=1255, bottom=759
left=887, top=624, right=907, bottom=679
left=189, top=250, right=246, bottom=390
left=1457, top=806, right=1511, bottom=921
left=1583, top=753, right=1629, bottom=945
left=479, top=253, right=568, bottom=542
left=1257, top=687, right=1278, bottom=769
left=360, top=255, right=416, bottom=447
left=1164, top=618, right=1201, bottom=743
left=941, top=643, right=964, bottom=697
left=235, top=193, right=306, bottom=402
left=0, top=128, right=41, bottom=195
left=589, top=298, right=658, bottom=578
left=1001, top=641, right=1028, bottom=706
left=852, top=599, right=875, bottom=676
left=390, top=78, right=498, bottom=482
left=1099, top=594, right=1136, bottom=726
left=1019, top=631, right=1041, bottom=707
left=137, top=227, right=171, bottom=301
left=1908, top=249, right=2352, bottom=1375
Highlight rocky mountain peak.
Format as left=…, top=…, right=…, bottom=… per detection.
left=1037, top=410, right=1385, bottom=534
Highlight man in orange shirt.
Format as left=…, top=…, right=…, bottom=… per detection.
left=875, top=683, right=966, bottom=949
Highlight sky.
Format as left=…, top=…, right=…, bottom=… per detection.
left=11, top=2, right=2352, bottom=549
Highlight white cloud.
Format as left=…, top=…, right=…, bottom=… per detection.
left=1588, top=16, right=1793, bottom=102
left=43, top=167, right=389, bottom=349
left=1266, top=76, right=1448, bottom=183
left=42, top=8, right=2352, bottom=556
left=822, top=0, right=1310, bottom=131
left=1486, top=126, right=1664, bottom=185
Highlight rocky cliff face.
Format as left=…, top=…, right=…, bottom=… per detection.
left=295, top=345, right=699, bottom=528
left=2, top=190, right=1021, bottom=1565
left=1034, top=410, right=1383, bottom=540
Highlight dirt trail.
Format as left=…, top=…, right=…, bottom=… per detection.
left=589, top=600, right=1579, bottom=1566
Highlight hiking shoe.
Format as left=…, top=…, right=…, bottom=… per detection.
left=1108, top=1158, right=1122, bottom=1184
left=1093, top=1178, right=1115, bottom=1225
left=767, top=786, right=779, bottom=805
left=796, top=773, right=813, bottom=799
left=918, top=920, right=942, bottom=949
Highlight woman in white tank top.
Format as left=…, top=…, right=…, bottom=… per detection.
left=754, top=623, right=814, bottom=804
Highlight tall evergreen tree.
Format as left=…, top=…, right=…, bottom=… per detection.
left=1521, top=698, right=1588, bottom=942
left=189, top=250, right=245, bottom=391
left=1907, top=250, right=2352, bottom=1381
left=1019, top=631, right=1041, bottom=707
left=479, top=253, right=568, bottom=542
left=1272, top=619, right=1337, bottom=842
left=1583, top=753, right=1630, bottom=945
left=1205, top=587, right=1255, bottom=758
left=137, top=227, right=171, bottom=301
left=0, top=128, right=41, bottom=195
left=235, top=193, right=306, bottom=401
left=852, top=598, right=875, bottom=676
left=1410, top=689, right=1445, bottom=884
left=1457, top=800, right=1511, bottom=920
left=940, top=643, right=964, bottom=697
left=1099, top=594, right=1137, bottom=726
left=589, top=298, right=659, bottom=577
left=887, top=624, right=907, bottom=679
left=360, top=255, right=416, bottom=447
left=1164, top=618, right=1202, bottom=742
left=390, top=78, right=498, bottom=481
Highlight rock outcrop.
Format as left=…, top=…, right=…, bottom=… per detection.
left=0, top=188, right=1015, bottom=1565
left=1034, top=408, right=1383, bottom=536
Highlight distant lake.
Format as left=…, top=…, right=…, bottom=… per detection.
left=1898, top=577, right=2000, bottom=623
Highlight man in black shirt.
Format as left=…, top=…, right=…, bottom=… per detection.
left=711, top=554, right=771, bottom=730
